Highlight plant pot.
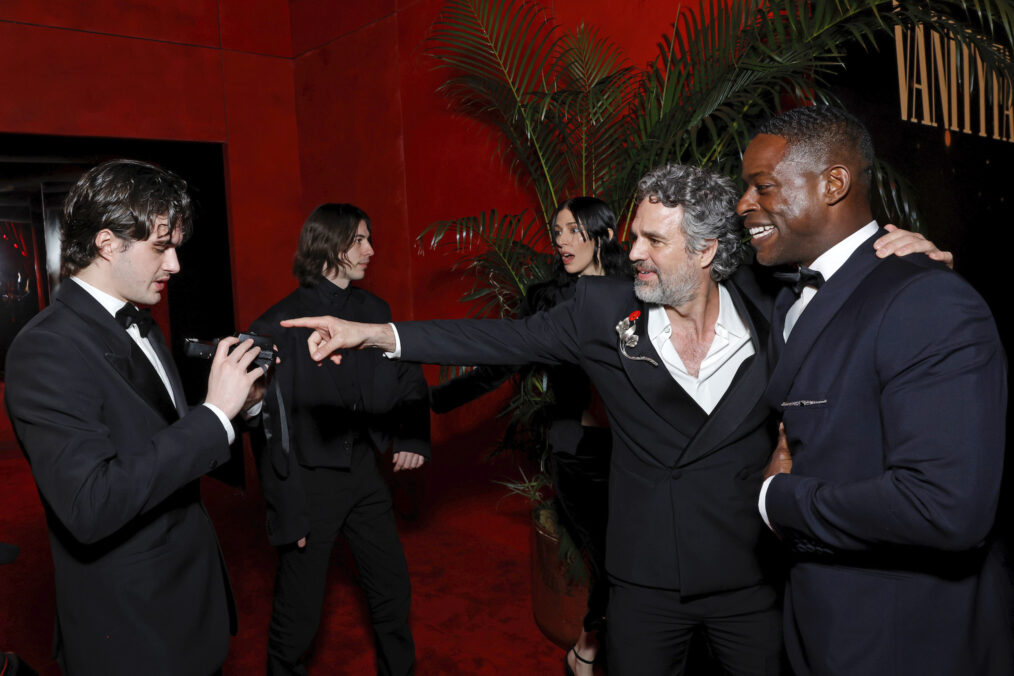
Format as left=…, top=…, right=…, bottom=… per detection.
left=530, top=517, right=589, bottom=649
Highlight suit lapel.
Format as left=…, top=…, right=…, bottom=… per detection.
left=764, top=231, right=883, bottom=407
left=148, top=324, right=188, bottom=417
left=677, top=278, right=770, bottom=466
left=615, top=300, right=708, bottom=439
left=56, top=281, right=180, bottom=423
left=767, top=287, right=794, bottom=369
left=107, top=340, right=181, bottom=423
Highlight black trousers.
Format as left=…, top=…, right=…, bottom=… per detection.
left=552, top=425, right=611, bottom=634
left=606, top=579, right=783, bottom=676
left=267, top=450, right=413, bottom=676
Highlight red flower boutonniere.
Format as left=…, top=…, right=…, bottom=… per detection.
left=615, top=309, right=658, bottom=366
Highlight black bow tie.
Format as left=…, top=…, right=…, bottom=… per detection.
left=116, top=303, right=154, bottom=337
left=773, top=266, right=825, bottom=297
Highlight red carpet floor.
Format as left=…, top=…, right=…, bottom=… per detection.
left=0, top=392, right=578, bottom=675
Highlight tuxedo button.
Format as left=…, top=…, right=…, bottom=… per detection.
left=671, top=470, right=683, bottom=480
left=209, top=460, right=218, bottom=469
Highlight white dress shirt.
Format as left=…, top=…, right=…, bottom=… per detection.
left=782, top=221, right=879, bottom=341
left=388, top=283, right=754, bottom=417
left=761, top=221, right=879, bottom=527
left=71, top=277, right=235, bottom=443
left=646, top=283, right=755, bottom=414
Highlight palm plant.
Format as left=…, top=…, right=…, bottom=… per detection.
left=418, top=0, right=1014, bottom=513
left=423, top=0, right=1014, bottom=271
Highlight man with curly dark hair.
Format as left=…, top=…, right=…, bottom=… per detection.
left=4, top=159, right=265, bottom=675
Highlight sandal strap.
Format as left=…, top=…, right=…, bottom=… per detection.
left=571, top=646, right=595, bottom=665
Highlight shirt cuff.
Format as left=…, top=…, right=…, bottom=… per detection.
left=758, top=475, right=776, bottom=531
left=383, top=322, right=402, bottom=359
left=203, top=402, right=236, bottom=445
left=244, top=400, right=264, bottom=419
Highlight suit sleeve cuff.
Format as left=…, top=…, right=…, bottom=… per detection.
left=759, top=475, right=776, bottom=531
left=202, top=402, right=236, bottom=444
left=383, top=323, right=402, bottom=359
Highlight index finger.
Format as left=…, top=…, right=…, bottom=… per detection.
left=280, top=316, right=331, bottom=330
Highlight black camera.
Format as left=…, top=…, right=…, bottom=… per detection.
left=184, top=332, right=276, bottom=373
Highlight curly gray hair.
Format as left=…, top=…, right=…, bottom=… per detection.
left=635, top=163, right=746, bottom=281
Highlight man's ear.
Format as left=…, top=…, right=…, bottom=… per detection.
left=823, top=165, right=852, bottom=206
left=699, top=238, right=718, bottom=270
left=93, top=229, right=117, bottom=261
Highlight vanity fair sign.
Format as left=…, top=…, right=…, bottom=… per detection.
left=893, top=22, right=1014, bottom=143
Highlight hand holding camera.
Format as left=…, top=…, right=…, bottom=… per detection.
left=184, top=332, right=276, bottom=373
left=186, top=333, right=277, bottom=419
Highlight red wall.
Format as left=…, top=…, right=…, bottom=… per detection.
left=286, top=0, right=688, bottom=322
left=0, top=0, right=687, bottom=321
left=0, top=0, right=686, bottom=442
left=0, top=0, right=305, bottom=331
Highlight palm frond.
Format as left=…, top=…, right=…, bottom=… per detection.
left=418, top=210, right=553, bottom=318
left=427, top=0, right=565, bottom=222
left=428, top=0, right=1014, bottom=282
left=603, top=0, right=1014, bottom=236
left=539, top=24, right=642, bottom=198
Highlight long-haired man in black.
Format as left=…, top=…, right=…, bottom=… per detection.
left=251, top=203, right=430, bottom=676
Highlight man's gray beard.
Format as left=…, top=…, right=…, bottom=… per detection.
left=634, top=265, right=700, bottom=308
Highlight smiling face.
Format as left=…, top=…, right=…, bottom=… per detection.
left=737, top=133, right=832, bottom=267
left=105, top=215, right=181, bottom=305
left=628, top=198, right=707, bottom=308
left=553, top=208, right=603, bottom=277
left=326, top=220, right=374, bottom=288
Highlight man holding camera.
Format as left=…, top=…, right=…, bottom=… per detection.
left=250, top=203, right=430, bottom=676
left=4, top=159, right=266, bottom=676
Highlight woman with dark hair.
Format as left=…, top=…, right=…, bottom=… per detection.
left=430, top=196, right=625, bottom=676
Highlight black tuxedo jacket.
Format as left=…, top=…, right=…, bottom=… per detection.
left=251, top=282, right=430, bottom=546
left=764, top=231, right=1012, bottom=675
left=4, top=280, right=235, bottom=676
left=398, top=272, right=779, bottom=594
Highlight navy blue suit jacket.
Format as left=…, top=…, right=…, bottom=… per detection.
left=764, top=230, right=1012, bottom=675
